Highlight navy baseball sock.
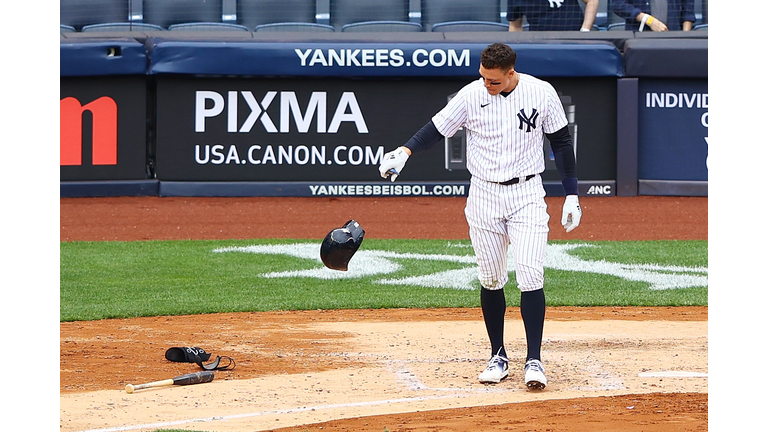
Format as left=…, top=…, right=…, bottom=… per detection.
left=480, top=287, right=507, bottom=359
left=520, top=289, right=546, bottom=361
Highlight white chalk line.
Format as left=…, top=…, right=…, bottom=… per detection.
left=638, top=371, right=708, bottom=378
left=73, top=392, right=493, bottom=432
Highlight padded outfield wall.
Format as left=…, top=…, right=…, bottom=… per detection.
left=60, top=31, right=707, bottom=198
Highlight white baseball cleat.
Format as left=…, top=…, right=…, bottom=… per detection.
left=524, top=359, right=547, bottom=389
left=478, top=353, right=509, bottom=383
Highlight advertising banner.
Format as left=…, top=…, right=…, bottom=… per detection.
left=60, top=76, right=148, bottom=181
left=638, top=79, right=708, bottom=181
left=154, top=76, right=617, bottom=190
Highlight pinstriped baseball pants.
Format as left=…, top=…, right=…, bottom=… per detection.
left=464, top=175, right=549, bottom=292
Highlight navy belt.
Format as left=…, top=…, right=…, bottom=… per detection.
left=498, top=174, right=537, bottom=186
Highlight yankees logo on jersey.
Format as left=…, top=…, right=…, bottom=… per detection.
left=517, top=109, right=539, bottom=132
left=431, top=73, right=568, bottom=183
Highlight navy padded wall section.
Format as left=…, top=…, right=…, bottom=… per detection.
left=624, top=39, right=708, bottom=78
left=146, top=39, right=623, bottom=77
left=61, top=38, right=148, bottom=76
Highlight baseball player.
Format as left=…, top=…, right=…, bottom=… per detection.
left=378, top=43, right=581, bottom=389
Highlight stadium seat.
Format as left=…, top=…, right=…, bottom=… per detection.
left=341, top=21, right=422, bottom=32
left=607, top=22, right=625, bottom=31
left=329, top=0, right=412, bottom=32
left=254, top=22, right=335, bottom=32
left=431, top=21, right=507, bottom=32
left=421, top=0, right=504, bottom=32
left=238, top=0, right=330, bottom=31
left=61, top=24, right=77, bottom=32
left=592, top=0, right=609, bottom=27
left=143, top=0, right=229, bottom=30
left=81, top=22, right=164, bottom=32
left=168, top=22, right=249, bottom=31
left=61, top=0, right=129, bottom=31
left=604, top=0, right=625, bottom=28
left=694, top=0, right=708, bottom=25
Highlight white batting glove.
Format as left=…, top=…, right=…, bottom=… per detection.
left=379, top=147, right=410, bottom=182
left=561, top=195, right=582, bottom=233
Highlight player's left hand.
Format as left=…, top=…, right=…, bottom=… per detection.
left=379, top=147, right=410, bottom=182
left=561, top=195, right=582, bottom=232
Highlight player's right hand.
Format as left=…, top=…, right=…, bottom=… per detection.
left=379, top=147, right=410, bottom=182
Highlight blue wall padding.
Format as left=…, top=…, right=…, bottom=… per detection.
left=145, top=39, right=624, bottom=77
left=60, top=38, right=148, bottom=76
left=624, top=39, right=707, bottom=78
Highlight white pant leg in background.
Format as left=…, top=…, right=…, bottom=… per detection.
left=465, top=176, right=550, bottom=292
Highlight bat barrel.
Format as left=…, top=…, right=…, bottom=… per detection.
left=173, top=371, right=215, bottom=385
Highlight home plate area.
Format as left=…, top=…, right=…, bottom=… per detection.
left=60, top=313, right=707, bottom=432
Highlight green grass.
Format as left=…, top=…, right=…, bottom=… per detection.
left=60, top=239, right=708, bottom=322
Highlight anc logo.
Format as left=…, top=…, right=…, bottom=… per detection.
left=214, top=243, right=708, bottom=291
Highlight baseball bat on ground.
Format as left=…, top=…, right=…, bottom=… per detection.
left=125, top=371, right=215, bottom=393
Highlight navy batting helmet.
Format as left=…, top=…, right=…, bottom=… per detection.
left=320, top=220, right=365, bottom=271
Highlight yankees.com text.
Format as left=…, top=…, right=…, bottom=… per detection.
left=195, top=144, right=384, bottom=166
left=309, top=184, right=467, bottom=197
left=295, top=48, right=471, bottom=68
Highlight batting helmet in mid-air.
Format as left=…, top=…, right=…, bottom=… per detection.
left=320, top=220, right=365, bottom=271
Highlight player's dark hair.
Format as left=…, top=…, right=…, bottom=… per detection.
left=480, top=43, right=517, bottom=72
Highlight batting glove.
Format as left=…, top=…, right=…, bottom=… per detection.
left=561, top=195, right=582, bottom=233
left=379, top=147, right=410, bottom=182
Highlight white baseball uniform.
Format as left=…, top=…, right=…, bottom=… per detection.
left=431, top=74, right=569, bottom=292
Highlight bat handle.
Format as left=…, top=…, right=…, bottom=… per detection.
left=125, top=378, right=174, bottom=393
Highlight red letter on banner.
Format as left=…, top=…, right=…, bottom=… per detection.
left=60, top=96, right=118, bottom=166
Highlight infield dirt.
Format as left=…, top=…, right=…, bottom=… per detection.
left=60, top=196, right=708, bottom=432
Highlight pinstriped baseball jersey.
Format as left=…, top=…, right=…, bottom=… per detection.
left=431, top=73, right=568, bottom=183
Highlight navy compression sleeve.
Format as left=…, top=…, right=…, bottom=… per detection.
left=545, top=125, right=578, bottom=195
left=404, top=121, right=444, bottom=153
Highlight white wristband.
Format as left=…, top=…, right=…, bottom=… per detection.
left=639, top=14, right=649, bottom=31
